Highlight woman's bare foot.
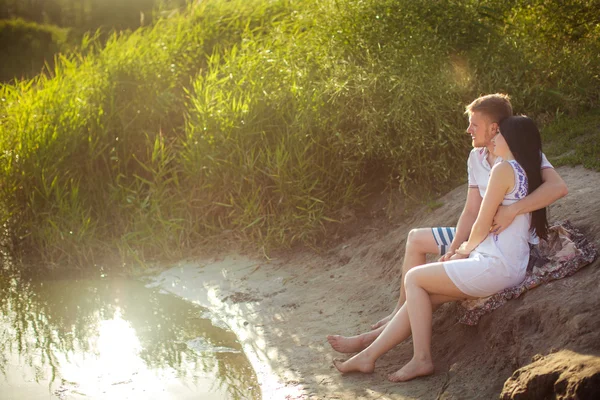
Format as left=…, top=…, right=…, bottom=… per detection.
left=333, top=353, right=375, bottom=374
left=371, top=313, right=393, bottom=330
left=327, top=334, right=368, bottom=353
left=388, top=357, right=434, bottom=382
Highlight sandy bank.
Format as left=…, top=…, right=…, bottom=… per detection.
left=150, top=165, right=600, bottom=399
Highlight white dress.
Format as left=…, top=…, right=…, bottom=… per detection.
left=444, top=160, right=531, bottom=297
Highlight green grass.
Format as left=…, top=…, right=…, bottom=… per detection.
left=542, top=111, right=600, bottom=171
left=0, top=0, right=598, bottom=273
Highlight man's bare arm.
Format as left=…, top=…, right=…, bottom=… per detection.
left=439, top=187, right=482, bottom=261
left=514, top=168, right=568, bottom=213
left=493, top=168, right=568, bottom=233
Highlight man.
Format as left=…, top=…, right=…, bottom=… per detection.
left=371, top=93, right=568, bottom=329
left=327, top=94, right=568, bottom=353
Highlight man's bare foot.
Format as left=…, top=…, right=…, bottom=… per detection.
left=327, top=335, right=368, bottom=353
left=371, top=313, right=393, bottom=330
left=333, top=353, right=375, bottom=374
left=388, top=357, right=434, bottom=382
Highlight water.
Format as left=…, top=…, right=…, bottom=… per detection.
left=0, top=273, right=260, bottom=399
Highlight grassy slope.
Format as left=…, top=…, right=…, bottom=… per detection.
left=543, top=111, right=600, bottom=171
left=0, top=0, right=598, bottom=273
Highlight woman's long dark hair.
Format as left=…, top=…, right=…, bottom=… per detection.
left=499, top=115, right=548, bottom=240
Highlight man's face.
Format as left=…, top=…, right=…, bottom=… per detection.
left=466, top=111, right=498, bottom=148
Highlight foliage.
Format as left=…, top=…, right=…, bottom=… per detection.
left=0, top=1, right=189, bottom=82
left=471, top=0, right=600, bottom=115
left=542, top=111, right=600, bottom=171
left=0, top=18, right=70, bottom=82
left=0, top=0, right=187, bottom=33
left=0, top=0, right=598, bottom=272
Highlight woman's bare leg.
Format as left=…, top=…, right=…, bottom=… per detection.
left=371, top=228, right=440, bottom=330
left=332, top=292, right=463, bottom=373
left=327, top=325, right=385, bottom=353
left=334, top=303, right=412, bottom=373
left=329, top=293, right=460, bottom=354
left=389, top=263, right=472, bottom=382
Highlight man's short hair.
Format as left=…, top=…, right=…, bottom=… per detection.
left=465, top=93, right=513, bottom=123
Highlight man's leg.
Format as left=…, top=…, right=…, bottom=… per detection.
left=372, top=227, right=454, bottom=330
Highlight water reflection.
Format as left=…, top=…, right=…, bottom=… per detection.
left=0, top=273, right=260, bottom=399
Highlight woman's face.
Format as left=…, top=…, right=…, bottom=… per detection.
left=492, top=130, right=511, bottom=159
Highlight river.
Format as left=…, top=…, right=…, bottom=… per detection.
left=0, top=271, right=260, bottom=399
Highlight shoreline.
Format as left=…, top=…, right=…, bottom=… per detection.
left=146, top=255, right=307, bottom=399
left=146, top=165, right=600, bottom=400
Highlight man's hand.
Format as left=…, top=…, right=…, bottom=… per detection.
left=492, top=204, right=517, bottom=234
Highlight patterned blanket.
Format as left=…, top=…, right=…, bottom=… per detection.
left=457, top=220, right=598, bottom=325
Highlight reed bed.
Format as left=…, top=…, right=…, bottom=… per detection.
left=1, top=0, right=598, bottom=272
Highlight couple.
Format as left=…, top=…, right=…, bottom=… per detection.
left=327, top=94, right=568, bottom=382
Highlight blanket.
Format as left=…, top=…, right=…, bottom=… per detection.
left=457, top=220, right=598, bottom=325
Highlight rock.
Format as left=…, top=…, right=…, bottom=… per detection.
left=501, top=350, right=600, bottom=399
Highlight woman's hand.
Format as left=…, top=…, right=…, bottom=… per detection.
left=449, top=252, right=469, bottom=261
left=438, top=248, right=456, bottom=262
left=456, top=241, right=472, bottom=255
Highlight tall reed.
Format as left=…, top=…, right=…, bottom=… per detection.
left=0, top=0, right=598, bottom=272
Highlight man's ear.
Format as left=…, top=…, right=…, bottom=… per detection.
left=490, top=122, right=499, bottom=135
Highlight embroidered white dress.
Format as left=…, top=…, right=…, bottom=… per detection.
left=467, top=147, right=552, bottom=244
left=444, top=160, right=531, bottom=297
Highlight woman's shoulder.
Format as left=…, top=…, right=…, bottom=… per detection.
left=491, top=160, right=514, bottom=174
left=493, top=159, right=525, bottom=171
left=489, top=160, right=516, bottom=189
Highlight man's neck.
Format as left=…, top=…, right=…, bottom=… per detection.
left=485, top=146, right=497, bottom=165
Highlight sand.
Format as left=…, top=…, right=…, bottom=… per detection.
left=149, top=165, right=600, bottom=399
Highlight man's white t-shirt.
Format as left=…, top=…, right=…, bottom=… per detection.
left=467, top=147, right=553, bottom=244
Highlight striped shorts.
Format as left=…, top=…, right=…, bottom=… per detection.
left=432, top=227, right=456, bottom=256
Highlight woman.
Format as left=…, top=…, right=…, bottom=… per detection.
left=330, top=115, right=549, bottom=382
